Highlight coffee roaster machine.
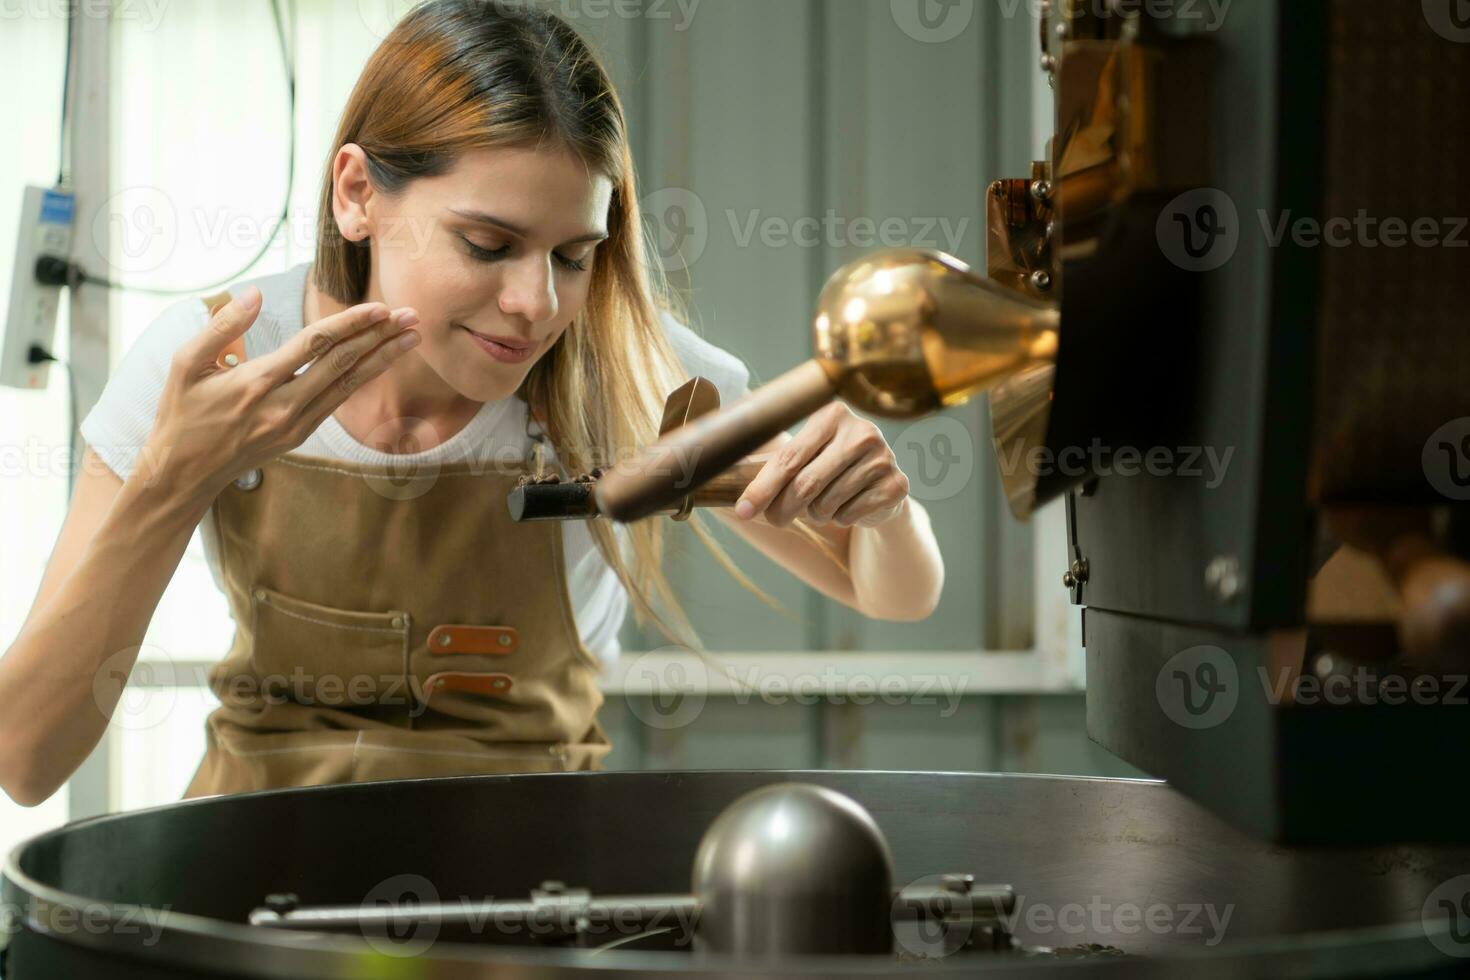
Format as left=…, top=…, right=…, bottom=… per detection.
left=5, top=1, right=1469, bottom=976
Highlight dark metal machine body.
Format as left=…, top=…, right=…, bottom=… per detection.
left=5, top=771, right=1469, bottom=977
left=986, top=0, right=1470, bottom=843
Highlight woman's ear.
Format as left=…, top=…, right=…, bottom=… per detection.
left=332, top=143, right=376, bottom=243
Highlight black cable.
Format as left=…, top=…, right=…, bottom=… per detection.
left=74, top=0, right=297, bottom=296
left=58, top=0, right=73, bottom=186
left=27, top=347, right=77, bottom=506
left=62, top=359, right=77, bottom=506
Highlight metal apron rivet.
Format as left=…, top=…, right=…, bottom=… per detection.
left=391, top=616, right=405, bottom=629
left=438, top=634, right=452, bottom=647
left=253, top=589, right=267, bottom=601
left=234, top=469, right=263, bottom=491
left=498, top=634, right=512, bottom=647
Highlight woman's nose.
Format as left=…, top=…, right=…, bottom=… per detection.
left=498, top=255, right=559, bottom=324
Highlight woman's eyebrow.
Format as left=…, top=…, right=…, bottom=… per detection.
left=448, top=208, right=609, bottom=246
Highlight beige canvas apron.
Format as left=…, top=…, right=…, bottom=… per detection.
left=182, top=415, right=612, bottom=798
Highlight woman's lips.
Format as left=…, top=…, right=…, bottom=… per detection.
left=459, top=325, right=537, bottom=364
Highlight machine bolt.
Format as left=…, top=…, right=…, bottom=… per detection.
left=1205, top=556, right=1242, bottom=603
left=1030, top=179, right=1053, bottom=204
left=1062, top=570, right=1076, bottom=589
left=1041, top=53, right=1057, bottom=73
left=940, top=873, right=975, bottom=894
left=1030, top=269, right=1053, bottom=291
left=264, top=893, right=299, bottom=916
left=1070, top=558, right=1090, bottom=583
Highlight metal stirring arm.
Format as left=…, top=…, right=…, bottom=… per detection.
left=247, top=878, right=1017, bottom=951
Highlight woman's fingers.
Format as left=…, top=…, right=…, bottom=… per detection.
left=737, top=404, right=907, bottom=528
left=808, top=455, right=889, bottom=523
left=180, top=287, right=262, bottom=375
left=281, top=307, right=420, bottom=405
left=250, top=302, right=399, bottom=386
left=295, top=328, right=423, bottom=434
left=832, top=479, right=908, bottom=527
left=766, top=442, right=858, bottom=528
left=735, top=406, right=841, bottom=525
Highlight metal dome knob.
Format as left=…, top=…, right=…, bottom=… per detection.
left=691, top=782, right=895, bottom=958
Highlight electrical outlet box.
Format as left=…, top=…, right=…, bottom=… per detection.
left=2, top=186, right=76, bottom=390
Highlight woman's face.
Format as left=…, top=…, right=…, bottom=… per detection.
left=337, top=143, right=614, bottom=404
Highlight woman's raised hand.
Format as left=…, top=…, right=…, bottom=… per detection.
left=139, top=285, right=421, bottom=504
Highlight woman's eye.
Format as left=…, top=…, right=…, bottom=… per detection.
left=462, top=237, right=510, bottom=262
left=461, top=235, right=590, bottom=273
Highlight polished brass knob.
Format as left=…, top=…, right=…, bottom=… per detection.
left=595, top=248, right=1059, bottom=523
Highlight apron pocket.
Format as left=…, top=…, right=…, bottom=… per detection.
left=249, top=586, right=411, bottom=710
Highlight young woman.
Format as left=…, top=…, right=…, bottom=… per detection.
left=0, top=0, right=943, bottom=805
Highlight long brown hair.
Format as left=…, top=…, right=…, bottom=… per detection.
left=313, top=0, right=803, bottom=649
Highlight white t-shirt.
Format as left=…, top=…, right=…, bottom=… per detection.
left=78, top=262, right=752, bottom=670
